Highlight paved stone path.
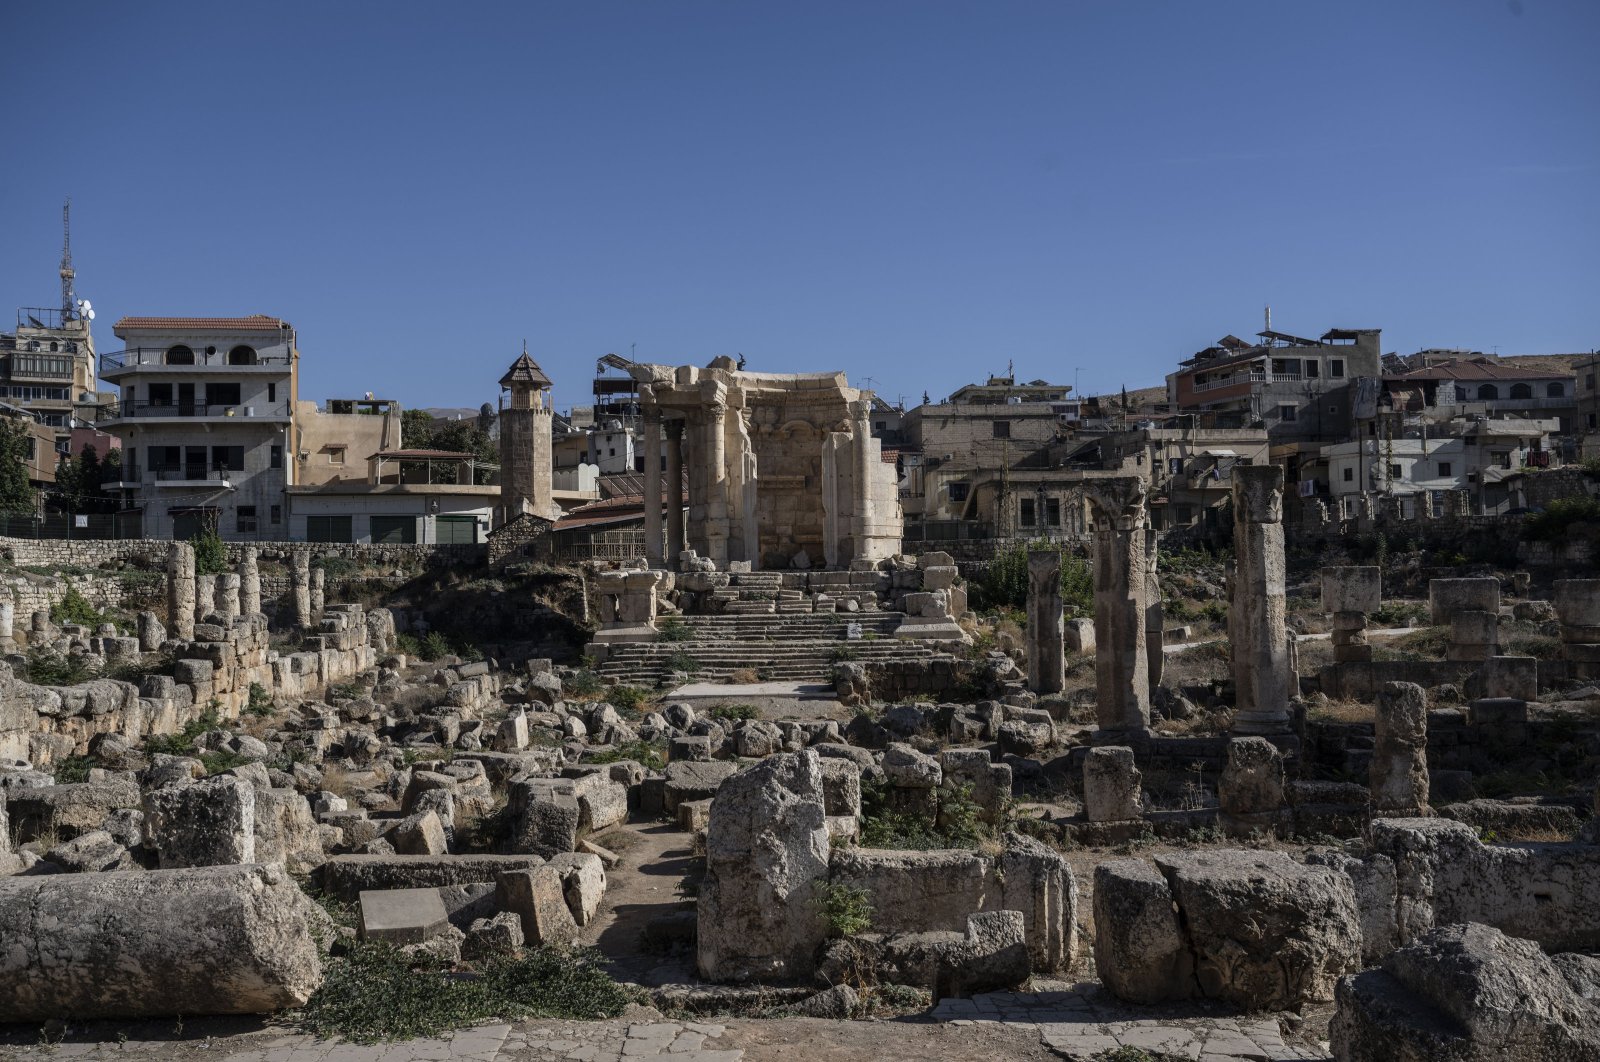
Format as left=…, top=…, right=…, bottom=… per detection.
left=932, top=988, right=1331, bottom=1060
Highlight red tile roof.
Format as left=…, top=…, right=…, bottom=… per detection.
left=114, top=315, right=290, bottom=333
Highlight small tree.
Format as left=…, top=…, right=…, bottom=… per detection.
left=191, top=522, right=229, bottom=575
left=0, top=418, right=38, bottom=516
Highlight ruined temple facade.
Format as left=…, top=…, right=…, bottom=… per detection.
left=630, top=357, right=902, bottom=569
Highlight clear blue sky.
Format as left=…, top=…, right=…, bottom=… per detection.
left=3, top=1, right=1596, bottom=412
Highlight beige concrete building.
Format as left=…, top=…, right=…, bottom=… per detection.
left=626, top=356, right=901, bottom=569
left=1095, top=424, right=1270, bottom=531
left=294, top=397, right=401, bottom=487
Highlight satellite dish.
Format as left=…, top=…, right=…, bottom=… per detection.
left=79, top=300, right=92, bottom=312
left=85, top=309, right=95, bottom=320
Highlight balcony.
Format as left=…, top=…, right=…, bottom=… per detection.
left=99, top=347, right=293, bottom=376
left=113, top=466, right=240, bottom=489
left=1191, top=371, right=1305, bottom=394
left=103, top=401, right=292, bottom=422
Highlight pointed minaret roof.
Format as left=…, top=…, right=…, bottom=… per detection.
left=500, top=343, right=551, bottom=389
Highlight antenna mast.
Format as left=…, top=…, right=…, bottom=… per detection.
left=60, top=198, right=77, bottom=319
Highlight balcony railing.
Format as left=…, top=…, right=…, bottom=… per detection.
left=145, top=468, right=232, bottom=483
left=99, top=347, right=292, bottom=373
left=111, top=401, right=291, bottom=419
left=1192, top=370, right=1305, bottom=393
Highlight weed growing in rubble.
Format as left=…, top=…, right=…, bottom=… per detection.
left=142, top=706, right=223, bottom=757
left=18, top=647, right=101, bottom=686
left=245, top=682, right=273, bottom=716
left=297, top=942, right=641, bottom=1043
left=664, top=650, right=702, bottom=675
left=815, top=882, right=874, bottom=937
left=657, top=615, right=695, bottom=642
left=607, top=685, right=650, bottom=713
left=708, top=703, right=757, bottom=723
left=588, top=740, right=667, bottom=772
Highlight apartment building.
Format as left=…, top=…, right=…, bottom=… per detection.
left=1, top=306, right=98, bottom=449
left=100, top=316, right=298, bottom=540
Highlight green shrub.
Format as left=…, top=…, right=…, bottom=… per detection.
left=190, top=526, right=229, bottom=576
left=295, top=942, right=640, bottom=1043
left=708, top=702, right=758, bottom=723
left=608, top=686, right=650, bottom=713
left=246, top=682, right=273, bottom=716
left=1524, top=497, right=1600, bottom=541
left=564, top=670, right=604, bottom=697
left=50, top=586, right=107, bottom=628
left=664, top=650, right=701, bottom=675
left=828, top=644, right=860, bottom=663
left=143, top=706, right=223, bottom=757
left=418, top=630, right=452, bottom=661
left=972, top=541, right=1092, bottom=616
left=815, top=882, right=874, bottom=937
left=657, top=616, right=695, bottom=642
left=52, top=755, right=96, bottom=784
left=394, top=632, right=422, bottom=657
left=587, top=739, right=667, bottom=771
left=19, top=647, right=101, bottom=686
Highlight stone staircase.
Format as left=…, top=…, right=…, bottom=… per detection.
left=595, top=611, right=936, bottom=685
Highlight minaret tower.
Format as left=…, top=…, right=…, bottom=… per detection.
left=497, top=344, right=557, bottom=525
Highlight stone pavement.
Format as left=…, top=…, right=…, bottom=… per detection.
left=931, top=986, right=1332, bottom=1061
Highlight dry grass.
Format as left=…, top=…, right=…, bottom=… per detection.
left=1307, top=699, right=1375, bottom=724
left=1156, top=707, right=1234, bottom=737
left=725, top=668, right=761, bottom=684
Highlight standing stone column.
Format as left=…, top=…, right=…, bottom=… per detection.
left=1555, top=579, right=1600, bottom=679
left=665, top=418, right=685, bottom=569
left=850, top=398, right=874, bottom=565
left=238, top=546, right=261, bottom=616
left=290, top=552, right=312, bottom=629
left=1086, top=476, right=1150, bottom=733
left=217, top=574, right=241, bottom=623
left=1027, top=549, right=1065, bottom=695
left=0, top=601, right=14, bottom=652
left=1321, top=566, right=1380, bottom=664
left=642, top=405, right=664, bottom=568
left=703, top=385, right=729, bottom=567
left=196, top=574, right=217, bottom=622
left=1230, top=465, right=1292, bottom=735
left=167, top=542, right=196, bottom=641
left=1372, top=681, right=1429, bottom=815
left=310, top=568, right=326, bottom=616
left=1144, top=527, right=1164, bottom=690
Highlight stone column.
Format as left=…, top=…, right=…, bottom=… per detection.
left=704, top=387, right=729, bottom=567
left=1322, top=566, right=1380, bottom=664
left=217, top=574, right=241, bottom=623
left=1555, top=579, right=1600, bottom=679
left=665, top=418, right=685, bottom=569
left=1026, top=549, right=1064, bottom=695
left=0, top=601, right=13, bottom=652
left=642, top=405, right=664, bottom=568
left=1083, top=746, right=1142, bottom=822
left=1144, top=527, right=1164, bottom=691
left=290, top=551, right=312, bottom=629
left=310, top=568, right=326, bottom=616
left=195, top=574, right=217, bottom=624
left=1230, top=465, right=1292, bottom=735
left=850, top=398, right=873, bottom=565
left=1086, top=476, right=1150, bottom=733
left=1372, top=681, right=1429, bottom=815
left=238, top=546, right=261, bottom=616
left=167, top=542, right=196, bottom=641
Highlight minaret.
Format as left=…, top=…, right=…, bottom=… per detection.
left=497, top=345, right=556, bottom=525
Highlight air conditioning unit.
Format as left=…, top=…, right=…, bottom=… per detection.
left=243, top=406, right=256, bottom=417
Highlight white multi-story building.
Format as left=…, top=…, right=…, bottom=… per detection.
left=100, top=316, right=298, bottom=540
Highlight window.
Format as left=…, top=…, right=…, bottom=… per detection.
left=306, top=515, right=354, bottom=543
left=1046, top=497, right=1061, bottom=527
left=328, top=447, right=346, bottom=465
left=947, top=482, right=969, bottom=502
left=1329, top=359, right=1345, bottom=378
left=236, top=506, right=257, bottom=534
left=1019, top=498, right=1036, bottom=526
left=147, top=383, right=172, bottom=407
left=207, top=382, right=241, bottom=408
left=370, top=515, right=417, bottom=544
left=267, top=383, right=277, bottom=402
left=1590, top=414, right=1598, bottom=430
left=227, top=345, right=258, bottom=365
left=1438, top=462, right=1452, bottom=477
left=1168, top=457, right=1183, bottom=475
left=1477, top=384, right=1499, bottom=400
left=1509, top=383, right=1532, bottom=400
left=269, top=504, right=282, bottom=524
left=270, top=445, right=282, bottom=469
left=435, top=515, right=479, bottom=544
left=1389, top=463, right=1403, bottom=478
left=1548, top=382, right=1565, bottom=397
left=1493, top=451, right=1511, bottom=469
left=166, top=345, right=195, bottom=365
left=1343, top=467, right=1354, bottom=483
left=211, top=446, right=245, bottom=474
left=1586, top=373, right=1596, bottom=391
left=1305, top=360, right=1319, bottom=379
left=992, top=420, right=1010, bottom=439
left=1278, top=404, right=1298, bottom=422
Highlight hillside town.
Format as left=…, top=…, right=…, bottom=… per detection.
left=1, top=215, right=1600, bottom=1062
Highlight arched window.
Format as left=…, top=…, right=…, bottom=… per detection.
left=1509, top=383, right=1533, bottom=400
left=166, top=345, right=195, bottom=365
left=1548, top=382, right=1565, bottom=397
left=1476, top=384, right=1499, bottom=401
left=227, top=345, right=258, bottom=365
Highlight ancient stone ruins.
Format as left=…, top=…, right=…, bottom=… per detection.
left=2, top=440, right=1600, bottom=1060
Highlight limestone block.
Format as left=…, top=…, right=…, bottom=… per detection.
left=1554, top=580, right=1600, bottom=628
left=1480, top=656, right=1538, bottom=702
left=664, top=760, right=738, bottom=813
left=922, top=565, right=959, bottom=591
left=1083, top=746, right=1141, bottom=822
left=143, top=776, right=256, bottom=868
left=1154, top=849, right=1361, bottom=1010
left=882, top=742, right=941, bottom=789
left=697, top=751, right=830, bottom=982
left=1430, top=578, right=1501, bottom=624
left=1321, top=566, right=1382, bottom=615
left=1217, top=736, right=1285, bottom=817
left=546, top=851, right=607, bottom=926
left=392, top=809, right=449, bottom=856
left=1373, top=682, right=1430, bottom=815
left=1331, top=922, right=1600, bottom=1062
left=1094, top=859, right=1193, bottom=1003
left=1064, top=617, right=1095, bottom=654
left=0, top=863, right=325, bottom=1019
left=496, top=863, right=578, bottom=946
left=253, top=788, right=324, bottom=873
left=818, top=757, right=863, bottom=818
left=359, top=887, right=449, bottom=944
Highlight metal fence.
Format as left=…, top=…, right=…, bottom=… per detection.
left=555, top=529, right=646, bottom=564
left=0, top=512, right=144, bottom=539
